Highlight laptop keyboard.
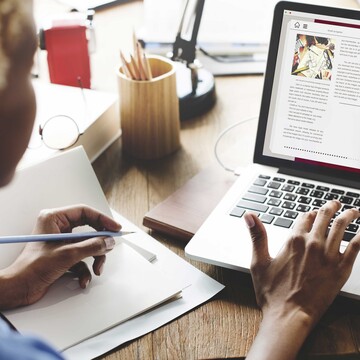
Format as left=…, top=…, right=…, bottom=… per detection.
left=230, top=174, right=360, bottom=242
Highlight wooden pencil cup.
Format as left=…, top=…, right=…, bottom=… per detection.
left=117, top=55, right=181, bottom=159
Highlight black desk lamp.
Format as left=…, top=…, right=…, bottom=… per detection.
left=171, top=0, right=216, bottom=120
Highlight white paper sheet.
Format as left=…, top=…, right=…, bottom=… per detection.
left=64, top=210, right=224, bottom=360
left=5, top=243, right=183, bottom=350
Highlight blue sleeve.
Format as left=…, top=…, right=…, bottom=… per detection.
left=0, top=318, right=64, bottom=360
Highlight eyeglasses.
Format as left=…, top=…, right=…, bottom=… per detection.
left=28, top=115, right=83, bottom=150
left=29, top=77, right=88, bottom=151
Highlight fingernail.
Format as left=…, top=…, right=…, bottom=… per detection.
left=84, top=279, right=90, bottom=288
left=104, top=237, right=115, bottom=250
left=244, top=213, right=255, bottom=229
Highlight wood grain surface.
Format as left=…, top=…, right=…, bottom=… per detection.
left=35, top=1, right=360, bottom=358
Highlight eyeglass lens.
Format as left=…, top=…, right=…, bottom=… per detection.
left=40, top=115, right=80, bottom=150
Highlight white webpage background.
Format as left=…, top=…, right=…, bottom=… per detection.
left=269, top=17, right=360, bottom=169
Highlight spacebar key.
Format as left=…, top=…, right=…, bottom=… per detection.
left=236, top=200, right=269, bottom=213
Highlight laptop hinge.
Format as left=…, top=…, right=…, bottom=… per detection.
left=278, top=168, right=360, bottom=190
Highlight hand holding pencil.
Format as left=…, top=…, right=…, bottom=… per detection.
left=0, top=205, right=122, bottom=309
left=120, top=32, right=153, bottom=81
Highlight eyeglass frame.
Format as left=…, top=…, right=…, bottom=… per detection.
left=37, top=114, right=83, bottom=150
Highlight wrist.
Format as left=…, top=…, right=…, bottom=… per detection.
left=247, top=306, right=315, bottom=360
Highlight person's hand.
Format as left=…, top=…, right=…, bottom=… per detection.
left=244, top=200, right=360, bottom=360
left=0, top=205, right=121, bottom=309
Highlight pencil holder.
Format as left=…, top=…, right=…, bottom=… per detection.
left=117, top=55, right=181, bottom=159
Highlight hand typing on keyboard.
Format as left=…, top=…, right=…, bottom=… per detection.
left=244, top=200, right=360, bottom=360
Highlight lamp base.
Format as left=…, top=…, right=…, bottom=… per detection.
left=175, top=64, right=216, bottom=120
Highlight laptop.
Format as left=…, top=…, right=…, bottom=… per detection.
left=185, top=1, right=360, bottom=299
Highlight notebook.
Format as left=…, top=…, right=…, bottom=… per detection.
left=185, top=1, right=360, bottom=299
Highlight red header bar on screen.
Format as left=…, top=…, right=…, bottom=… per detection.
left=315, top=19, right=360, bottom=30
left=295, top=158, right=360, bottom=174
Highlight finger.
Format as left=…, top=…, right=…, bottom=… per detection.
left=327, top=208, right=360, bottom=254
left=93, top=255, right=106, bottom=276
left=39, top=205, right=121, bottom=233
left=69, top=261, right=92, bottom=289
left=65, top=236, right=115, bottom=264
left=244, top=212, right=271, bottom=268
left=292, top=210, right=317, bottom=233
left=311, top=200, right=341, bottom=239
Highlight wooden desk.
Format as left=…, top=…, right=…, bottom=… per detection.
left=35, top=1, right=360, bottom=359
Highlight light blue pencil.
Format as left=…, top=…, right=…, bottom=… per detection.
left=0, top=231, right=134, bottom=244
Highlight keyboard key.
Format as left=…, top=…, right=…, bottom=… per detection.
left=274, top=217, right=293, bottom=228
left=236, top=200, right=269, bottom=213
left=268, top=198, right=281, bottom=206
left=284, top=193, right=297, bottom=201
left=316, top=185, right=330, bottom=191
left=242, top=193, right=267, bottom=203
left=259, top=174, right=271, bottom=179
left=313, top=199, right=326, bottom=207
left=269, top=190, right=283, bottom=198
left=296, top=187, right=310, bottom=195
left=268, top=181, right=281, bottom=189
left=253, top=178, right=267, bottom=186
left=248, top=186, right=268, bottom=195
left=343, top=231, right=356, bottom=242
left=288, top=180, right=300, bottom=185
left=282, top=201, right=296, bottom=210
left=302, top=182, right=315, bottom=188
left=298, top=196, right=311, bottom=204
left=269, top=207, right=283, bottom=216
left=296, top=204, right=311, bottom=212
left=230, top=207, right=245, bottom=218
left=356, top=218, right=360, bottom=224
left=284, top=210, right=298, bottom=219
left=346, top=223, right=359, bottom=233
left=339, top=196, right=353, bottom=205
left=346, top=191, right=359, bottom=198
left=310, top=190, right=324, bottom=198
left=282, top=184, right=295, bottom=192
left=273, top=177, right=285, bottom=182
left=260, top=214, right=275, bottom=224
left=331, top=188, right=345, bottom=195
left=342, top=205, right=355, bottom=211
left=355, top=199, right=360, bottom=207
left=325, top=193, right=338, bottom=200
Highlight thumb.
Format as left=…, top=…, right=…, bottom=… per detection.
left=244, top=212, right=270, bottom=268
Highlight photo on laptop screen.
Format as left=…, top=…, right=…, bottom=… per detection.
left=255, top=1, right=360, bottom=185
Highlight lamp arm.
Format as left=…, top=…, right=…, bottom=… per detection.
left=172, top=0, right=205, bottom=66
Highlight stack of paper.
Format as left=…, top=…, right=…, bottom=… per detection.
left=0, top=147, right=224, bottom=358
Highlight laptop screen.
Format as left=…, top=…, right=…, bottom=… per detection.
left=254, top=1, right=360, bottom=185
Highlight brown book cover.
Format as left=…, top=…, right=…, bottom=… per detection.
left=143, top=166, right=236, bottom=242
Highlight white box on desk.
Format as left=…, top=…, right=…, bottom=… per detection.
left=20, top=80, right=120, bottom=168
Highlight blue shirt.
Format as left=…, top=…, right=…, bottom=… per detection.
left=0, top=318, right=64, bottom=360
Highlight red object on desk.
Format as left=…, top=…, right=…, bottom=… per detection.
left=43, top=25, right=91, bottom=88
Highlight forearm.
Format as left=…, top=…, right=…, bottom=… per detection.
left=0, top=268, right=26, bottom=310
left=246, top=308, right=314, bottom=360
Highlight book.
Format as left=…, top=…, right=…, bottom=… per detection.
left=19, top=81, right=120, bottom=168
left=143, top=166, right=236, bottom=241
left=0, top=148, right=184, bottom=351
